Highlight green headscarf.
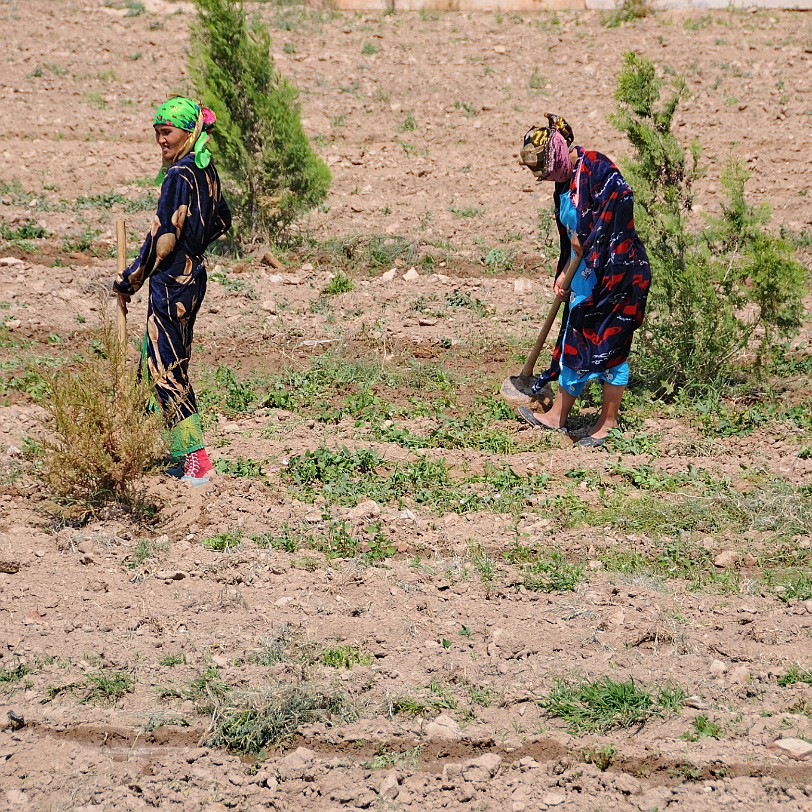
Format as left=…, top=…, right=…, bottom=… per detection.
left=153, top=97, right=216, bottom=185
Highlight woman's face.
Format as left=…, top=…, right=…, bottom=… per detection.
left=154, top=124, right=188, bottom=163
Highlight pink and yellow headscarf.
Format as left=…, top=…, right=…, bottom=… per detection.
left=153, top=97, right=216, bottom=185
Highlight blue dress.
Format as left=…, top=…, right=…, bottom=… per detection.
left=114, top=153, right=231, bottom=456
left=533, top=148, right=650, bottom=393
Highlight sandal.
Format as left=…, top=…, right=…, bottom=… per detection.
left=517, top=406, right=567, bottom=433
left=576, top=435, right=607, bottom=449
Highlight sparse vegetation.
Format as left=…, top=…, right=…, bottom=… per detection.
left=40, top=305, right=164, bottom=505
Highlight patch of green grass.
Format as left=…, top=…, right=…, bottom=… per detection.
left=123, top=536, right=169, bottom=569
left=681, top=714, right=722, bottom=741
left=80, top=670, right=134, bottom=705
left=598, top=541, right=741, bottom=594
left=775, top=573, right=812, bottom=603
left=446, top=288, right=489, bottom=316
left=208, top=268, right=256, bottom=298
left=777, top=666, right=812, bottom=687
left=284, top=446, right=548, bottom=516
left=62, top=228, right=102, bottom=255
left=506, top=545, right=585, bottom=592
left=363, top=744, right=421, bottom=770
left=198, top=365, right=256, bottom=418
left=449, top=205, right=483, bottom=218
left=320, top=645, right=374, bottom=669
left=541, top=676, right=684, bottom=734
left=201, top=532, right=242, bottom=552
left=0, top=660, right=33, bottom=684
left=208, top=684, right=347, bottom=754
left=159, top=653, right=186, bottom=667
left=0, top=221, right=49, bottom=241
left=252, top=524, right=303, bottom=553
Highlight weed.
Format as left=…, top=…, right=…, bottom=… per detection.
left=61, top=228, right=102, bottom=255
left=208, top=268, right=256, bottom=298
left=681, top=714, right=722, bottom=741
left=252, top=524, right=303, bottom=553
left=208, top=684, right=346, bottom=754
left=201, top=532, right=242, bottom=552
left=0, top=221, right=49, bottom=241
left=446, top=289, right=489, bottom=317
left=81, top=670, right=134, bottom=705
left=363, top=744, right=421, bottom=770
left=320, top=645, right=374, bottom=669
left=603, top=0, right=652, bottom=27
left=159, top=653, right=187, bottom=667
left=506, top=546, right=584, bottom=592
left=399, top=112, right=417, bottom=132
left=480, top=246, right=514, bottom=274
left=777, top=666, right=812, bottom=687
left=41, top=306, right=164, bottom=504
left=528, top=67, right=546, bottom=90
left=776, top=573, right=812, bottom=603
left=124, top=536, right=169, bottom=569
left=605, top=429, right=661, bottom=456
left=0, top=660, right=33, bottom=684
left=361, top=41, right=378, bottom=56
left=214, top=457, right=265, bottom=479
left=198, top=365, right=255, bottom=417
left=541, top=676, right=684, bottom=733
left=449, top=205, right=482, bottom=218
left=583, top=744, right=616, bottom=771
left=321, top=271, right=354, bottom=295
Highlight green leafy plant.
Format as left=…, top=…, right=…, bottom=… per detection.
left=320, top=645, right=374, bottom=669
left=190, top=0, right=330, bottom=242
left=321, top=271, right=354, bottom=295
left=681, top=714, right=722, bottom=741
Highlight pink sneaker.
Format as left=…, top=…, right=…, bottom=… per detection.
left=182, top=448, right=214, bottom=486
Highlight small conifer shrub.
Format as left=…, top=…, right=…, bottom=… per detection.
left=190, top=0, right=330, bottom=243
left=611, top=52, right=807, bottom=395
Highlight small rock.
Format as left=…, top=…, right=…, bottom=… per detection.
left=709, top=659, right=728, bottom=676
left=261, top=300, right=277, bottom=313
left=381, top=268, right=397, bottom=282
left=348, top=499, right=380, bottom=520
left=541, top=791, right=566, bottom=806
left=403, top=267, right=420, bottom=282
left=379, top=770, right=399, bottom=799
left=685, top=695, right=710, bottom=710
left=713, top=550, right=737, bottom=568
left=513, top=278, right=533, bottom=295
left=155, top=570, right=187, bottom=581
left=729, top=665, right=750, bottom=684
left=425, top=713, right=462, bottom=740
left=768, top=738, right=812, bottom=760
left=418, top=317, right=438, bottom=326
left=613, top=774, right=641, bottom=794
left=462, top=753, right=502, bottom=782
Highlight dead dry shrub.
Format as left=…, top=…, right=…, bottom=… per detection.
left=41, top=302, right=164, bottom=504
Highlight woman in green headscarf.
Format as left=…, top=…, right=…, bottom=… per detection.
left=113, top=97, right=231, bottom=485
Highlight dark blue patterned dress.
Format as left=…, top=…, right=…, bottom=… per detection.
left=534, top=148, right=650, bottom=391
left=114, top=153, right=231, bottom=456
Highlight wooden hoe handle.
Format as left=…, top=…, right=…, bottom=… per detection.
left=519, top=259, right=581, bottom=379
left=115, top=220, right=127, bottom=351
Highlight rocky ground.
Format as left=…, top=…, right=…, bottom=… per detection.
left=1, top=1, right=812, bottom=810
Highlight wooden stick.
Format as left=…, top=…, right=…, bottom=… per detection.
left=115, top=220, right=127, bottom=353
left=518, top=257, right=580, bottom=379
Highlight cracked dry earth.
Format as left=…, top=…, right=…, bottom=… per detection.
left=2, top=0, right=812, bottom=810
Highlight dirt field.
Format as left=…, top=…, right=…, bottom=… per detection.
left=1, top=1, right=812, bottom=810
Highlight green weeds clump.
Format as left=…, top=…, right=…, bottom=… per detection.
left=541, top=676, right=684, bottom=733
